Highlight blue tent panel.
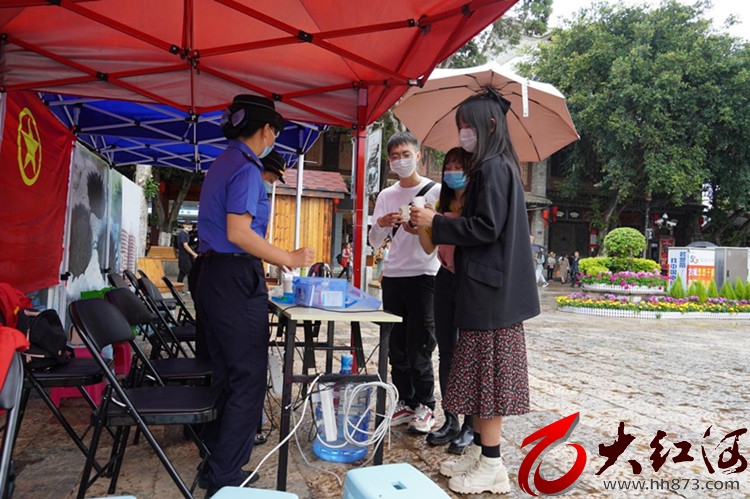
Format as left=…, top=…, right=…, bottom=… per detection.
left=42, top=94, right=326, bottom=171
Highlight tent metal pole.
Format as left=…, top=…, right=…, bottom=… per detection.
left=294, top=153, right=304, bottom=250
left=353, top=87, right=368, bottom=289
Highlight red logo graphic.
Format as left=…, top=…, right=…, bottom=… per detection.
left=519, top=412, right=588, bottom=496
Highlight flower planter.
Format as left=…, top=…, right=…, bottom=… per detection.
left=582, top=283, right=666, bottom=295
left=559, top=305, right=750, bottom=320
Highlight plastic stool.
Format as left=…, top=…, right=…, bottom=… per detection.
left=211, top=488, right=299, bottom=498
left=113, top=342, right=132, bottom=375
left=343, top=463, right=450, bottom=499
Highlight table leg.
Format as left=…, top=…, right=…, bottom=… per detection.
left=350, top=321, right=365, bottom=372
left=277, top=317, right=296, bottom=491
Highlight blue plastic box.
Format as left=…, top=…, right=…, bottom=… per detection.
left=294, top=277, right=349, bottom=308
left=343, top=463, right=450, bottom=499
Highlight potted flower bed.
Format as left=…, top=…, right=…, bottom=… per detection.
left=581, top=271, right=670, bottom=295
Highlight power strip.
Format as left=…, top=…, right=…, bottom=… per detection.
left=268, top=349, right=283, bottom=394
left=318, top=383, right=338, bottom=442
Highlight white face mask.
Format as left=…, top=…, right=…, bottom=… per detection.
left=389, top=157, right=417, bottom=178
left=459, top=128, right=477, bottom=153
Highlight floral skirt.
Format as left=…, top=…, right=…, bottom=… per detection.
left=443, top=322, right=530, bottom=419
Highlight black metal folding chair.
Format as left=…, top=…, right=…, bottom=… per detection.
left=138, top=276, right=195, bottom=355
left=0, top=352, right=23, bottom=499
left=104, top=288, right=211, bottom=386
left=107, top=272, right=130, bottom=289
left=161, top=276, right=196, bottom=326
left=69, top=298, right=221, bottom=499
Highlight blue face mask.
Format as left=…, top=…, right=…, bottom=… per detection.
left=443, top=171, right=467, bottom=190
left=263, top=180, right=274, bottom=193
left=259, top=135, right=274, bottom=159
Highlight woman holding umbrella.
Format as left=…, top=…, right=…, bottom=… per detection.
left=410, top=89, right=539, bottom=495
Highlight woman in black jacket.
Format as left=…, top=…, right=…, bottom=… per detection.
left=410, top=89, right=539, bottom=495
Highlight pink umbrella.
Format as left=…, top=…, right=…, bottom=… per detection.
left=393, top=61, right=579, bottom=162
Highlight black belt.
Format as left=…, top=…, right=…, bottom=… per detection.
left=201, top=250, right=257, bottom=260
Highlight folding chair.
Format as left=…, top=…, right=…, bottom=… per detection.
left=0, top=352, right=23, bottom=499
left=122, top=269, right=141, bottom=293
left=137, top=277, right=195, bottom=355
left=105, top=286, right=187, bottom=360
left=162, top=276, right=196, bottom=326
left=69, top=298, right=221, bottom=499
left=107, top=272, right=130, bottom=289
left=138, top=275, right=177, bottom=312
left=104, top=288, right=211, bottom=386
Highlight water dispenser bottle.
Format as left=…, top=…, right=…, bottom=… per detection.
left=312, top=355, right=371, bottom=463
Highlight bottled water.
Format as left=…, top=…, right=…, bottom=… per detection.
left=312, top=355, right=371, bottom=463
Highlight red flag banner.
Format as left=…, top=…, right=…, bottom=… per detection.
left=0, top=92, right=74, bottom=293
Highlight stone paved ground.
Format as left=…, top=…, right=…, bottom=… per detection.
left=11, top=282, right=750, bottom=498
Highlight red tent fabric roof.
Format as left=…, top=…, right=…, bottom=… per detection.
left=0, top=0, right=518, bottom=127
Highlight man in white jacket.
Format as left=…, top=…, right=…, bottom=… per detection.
left=369, top=131, right=441, bottom=434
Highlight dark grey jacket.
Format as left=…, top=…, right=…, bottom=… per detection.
left=431, top=155, right=540, bottom=330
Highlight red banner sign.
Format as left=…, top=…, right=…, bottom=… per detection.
left=0, top=92, right=74, bottom=293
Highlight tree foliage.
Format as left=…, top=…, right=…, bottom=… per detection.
left=518, top=0, right=750, bottom=240
left=440, top=0, right=553, bottom=68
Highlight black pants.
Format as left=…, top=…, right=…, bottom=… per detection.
left=195, top=254, right=268, bottom=488
left=547, top=267, right=554, bottom=280
left=381, top=274, right=437, bottom=410
left=177, top=251, right=194, bottom=283
left=433, top=267, right=457, bottom=407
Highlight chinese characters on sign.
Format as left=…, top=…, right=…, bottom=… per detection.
left=520, top=414, right=747, bottom=496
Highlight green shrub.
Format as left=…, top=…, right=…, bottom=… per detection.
left=603, top=228, right=646, bottom=258
left=628, top=258, right=661, bottom=273
left=734, top=279, right=745, bottom=300
left=579, top=257, right=609, bottom=276
left=719, top=281, right=736, bottom=300
left=687, top=281, right=708, bottom=303
left=668, top=276, right=686, bottom=299
left=706, top=279, right=719, bottom=298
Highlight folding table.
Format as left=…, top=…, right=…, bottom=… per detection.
left=267, top=300, right=401, bottom=491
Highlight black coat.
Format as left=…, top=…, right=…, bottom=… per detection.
left=431, top=155, right=540, bottom=330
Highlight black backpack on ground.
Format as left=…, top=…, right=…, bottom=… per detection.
left=16, top=309, right=72, bottom=371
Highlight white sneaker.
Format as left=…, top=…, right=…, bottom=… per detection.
left=408, top=404, right=435, bottom=433
left=439, top=443, right=481, bottom=477
left=448, top=455, right=511, bottom=495
left=390, top=400, right=415, bottom=426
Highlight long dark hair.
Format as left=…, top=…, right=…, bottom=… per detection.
left=438, top=147, right=472, bottom=214
left=455, top=92, right=520, bottom=177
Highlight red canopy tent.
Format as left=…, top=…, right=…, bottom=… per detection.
left=0, top=0, right=519, bottom=286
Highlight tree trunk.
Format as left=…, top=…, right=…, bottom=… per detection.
left=151, top=169, right=198, bottom=247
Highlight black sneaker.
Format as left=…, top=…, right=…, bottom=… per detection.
left=200, top=468, right=259, bottom=490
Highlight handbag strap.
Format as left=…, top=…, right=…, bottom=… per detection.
left=391, top=181, right=436, bottom=238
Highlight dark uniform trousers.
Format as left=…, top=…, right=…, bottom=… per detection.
left=381, top=274, right=437, bottom=410
left=194, top=253, right=268, bottom=488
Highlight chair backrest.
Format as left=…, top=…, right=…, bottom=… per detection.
left=138, top=276, right=164, bottom=305
left=122, top=269, right=140, bottom=290
left=0, top=352, right=24, bottom=497
left=105, top=288, right=155, bottom=327
left=161, top=277, right=195, bottom=324
left=69, top=298, right=135, bottom=352
left=107, top=272, right=130, bottom=289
